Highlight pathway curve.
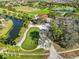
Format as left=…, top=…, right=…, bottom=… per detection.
left=16, top=24, right=43, bottom=47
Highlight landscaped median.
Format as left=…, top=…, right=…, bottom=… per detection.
left=22, top=27, right=40, bottom=50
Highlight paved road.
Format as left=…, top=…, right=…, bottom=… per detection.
left=48, top=44, right=64, bottom=59
left=16, top=23, right=65, bottom=59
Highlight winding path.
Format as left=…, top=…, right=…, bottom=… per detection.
left=16, top=24, right=43, bottom=47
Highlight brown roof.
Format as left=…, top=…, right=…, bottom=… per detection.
left=38, top=14, right=48, bottom=20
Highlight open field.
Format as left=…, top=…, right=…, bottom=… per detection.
left=22, top=27, right=40, bottom=50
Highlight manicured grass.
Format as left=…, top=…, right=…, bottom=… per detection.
left=15, top=27, right=26, bottom=43
left=22, top=27, right=40, bottom=50
left=0, top=19, right=13, bottom=37
left=3, top=55, right=46, bottom=59
left=29, top=9, right=50, bottom=15
left=13, top=6, right=49, bottom=16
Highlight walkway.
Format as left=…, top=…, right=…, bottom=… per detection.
left=48, top=43, right=64, bottom=59
left=16, top=24, right=43, bottom=47
left=58, top=48, right=79, bottom=54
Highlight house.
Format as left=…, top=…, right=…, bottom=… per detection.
left=37, top=14, right=48, bottom=20
left=34, top=14, right=49, bottom=22
left=32, top=14, right=51, bottom=24
left=37, top=14, right=51, bottom=22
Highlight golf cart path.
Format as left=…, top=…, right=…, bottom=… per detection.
left=16, top=24, right=43, bottom=47
left=58, top=48, right=79, bottom=54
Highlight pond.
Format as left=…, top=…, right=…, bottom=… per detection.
left=0, top=14, right=23, bottom=45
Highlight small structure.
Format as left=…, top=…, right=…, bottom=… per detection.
left=38, top=14, right=48, bottom=20
left=34, top=14, right=51, bottom=23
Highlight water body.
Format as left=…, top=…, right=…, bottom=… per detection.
left=0, top=14, right=23, bottom=45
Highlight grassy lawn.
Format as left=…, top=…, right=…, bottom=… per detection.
left=29, top=9, right=49, bottom=16
left=0, top=43, right=47, bottom=54
left=22, top=27, right=40, bottom=50
left=3, top=55, right=47, bottom=59
left=0, top=19, right=13, bottom=37
left=15, top=27, right=26, bottom=43
left=13, top=6, right=49, bottom=16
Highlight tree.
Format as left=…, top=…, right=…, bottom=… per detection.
left=0, top=35, right=7, bottom=40
left=50, top=20, right=63, bottom=41
left=2, top=10, right=7, bottom=14
left=17, top=13, right=22, bottom=19
left=30, top=31, right=39, bottom=40
left=0, top=55, right=4, bottom=59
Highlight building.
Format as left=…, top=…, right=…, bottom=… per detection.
left=37, top=14, right=51, bottom=22
left=38, top=14, right=48, bottom=19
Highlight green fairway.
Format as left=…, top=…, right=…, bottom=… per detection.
left=22, top=27, right=40, bottom=50
left=29, top=9, right=49, bottom=15
left=13, top=6, right=49, bottom=15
